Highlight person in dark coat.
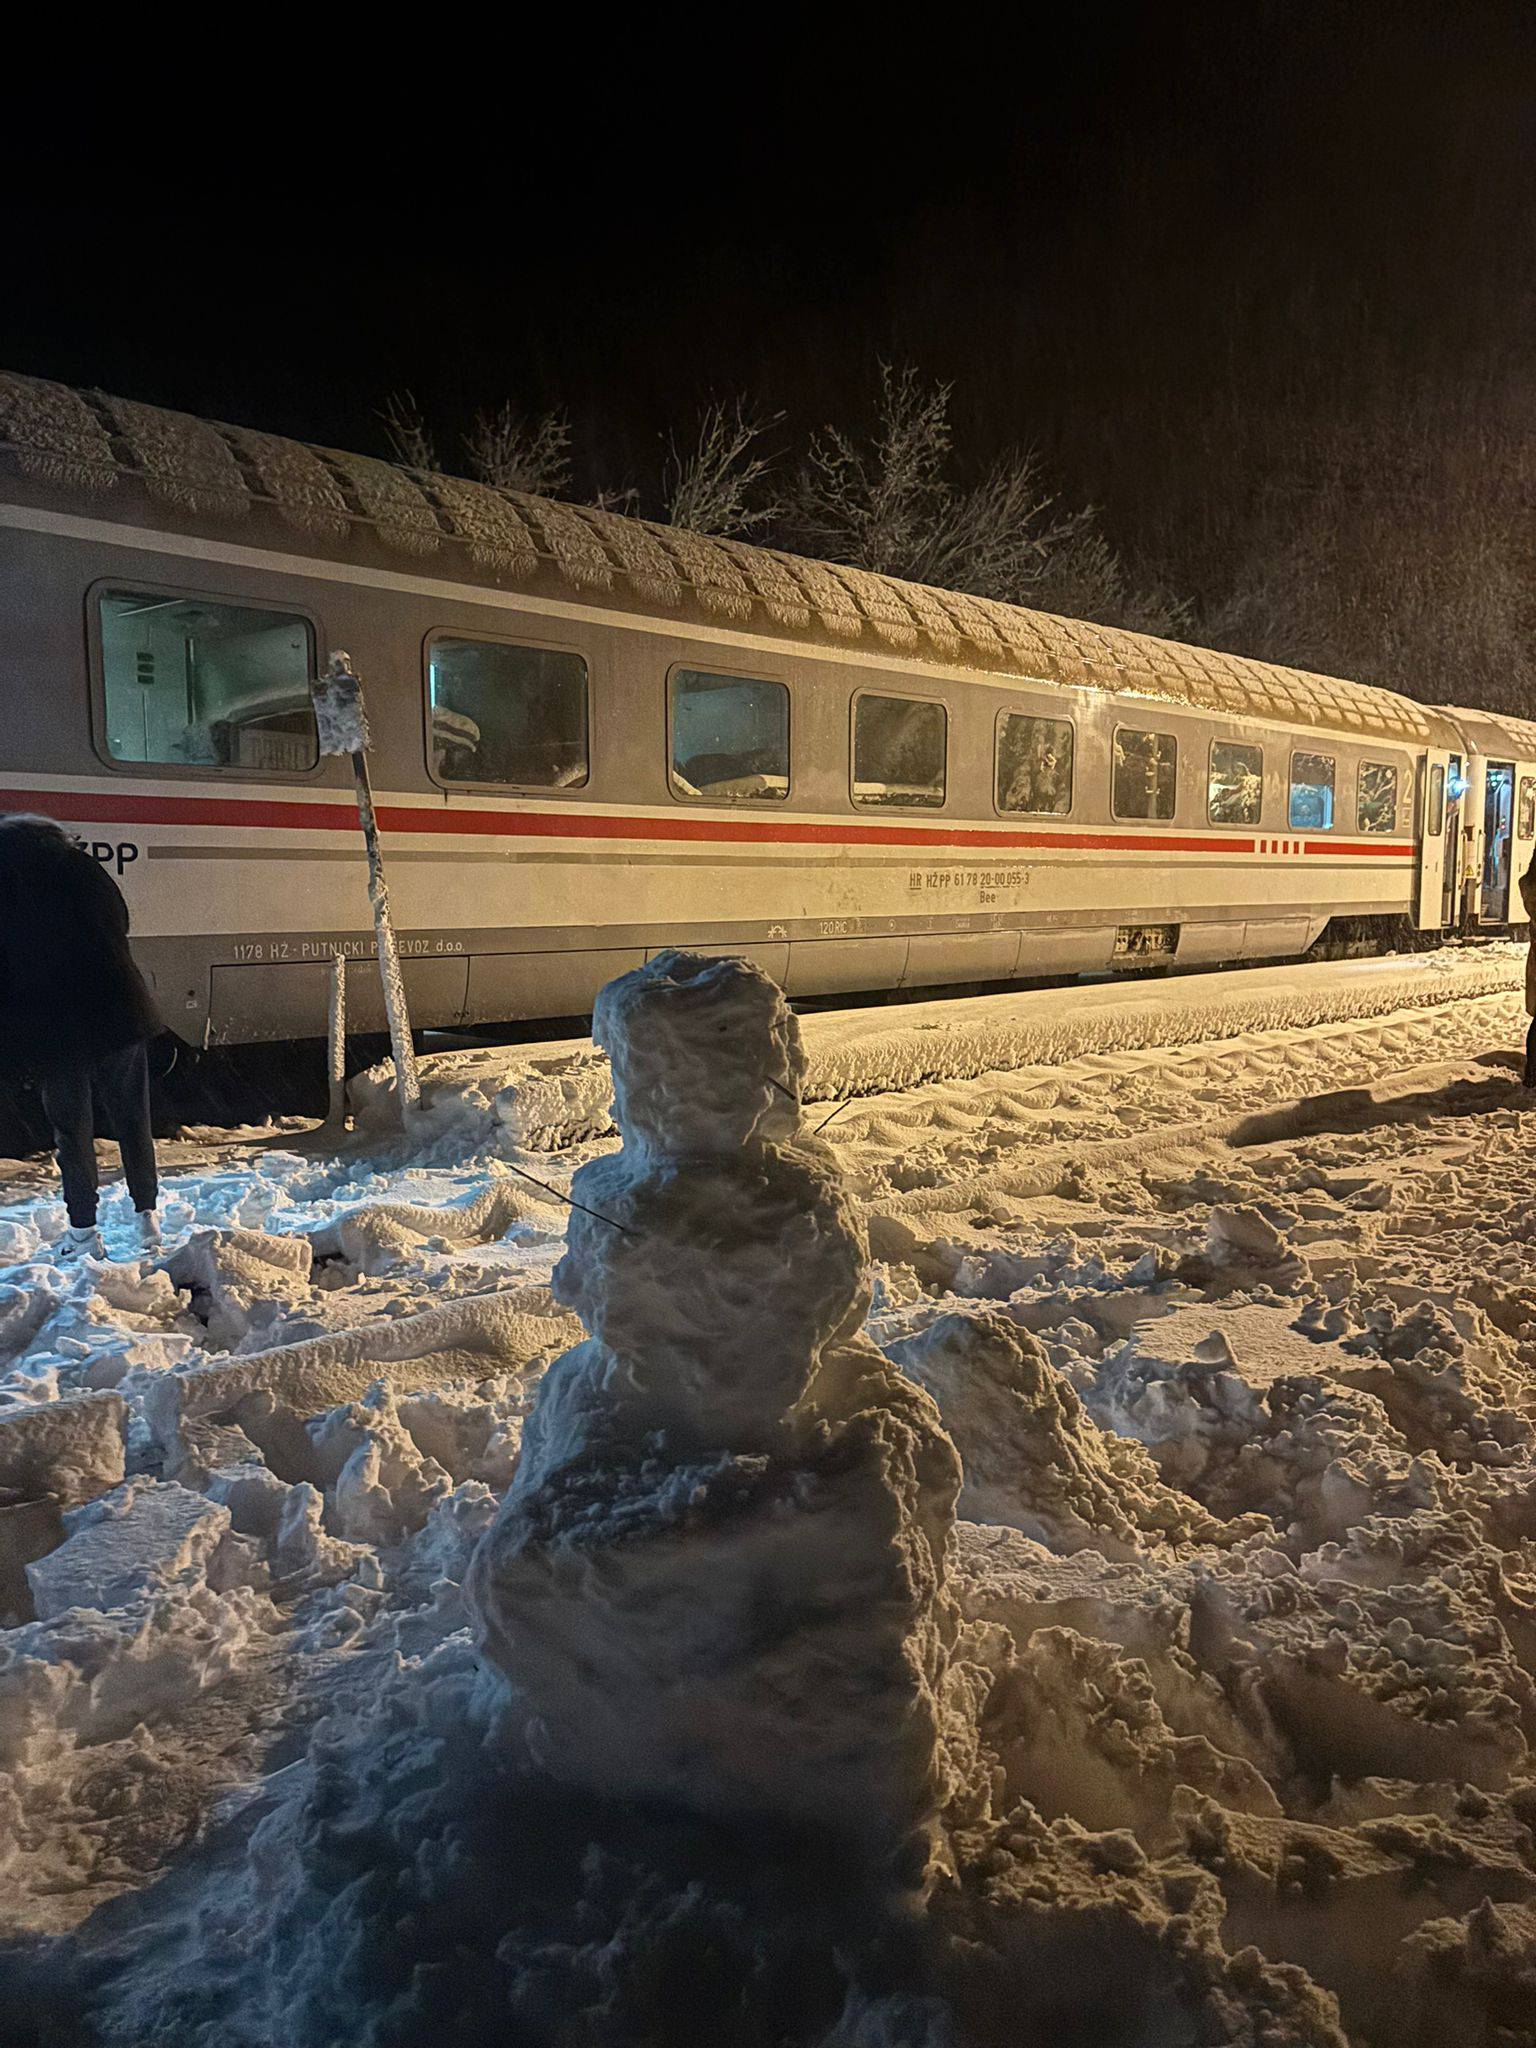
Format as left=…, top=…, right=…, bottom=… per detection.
left=0, top=815, right=164, bottom=1255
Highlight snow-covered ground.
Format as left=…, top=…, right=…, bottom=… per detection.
left=2, top=946, right=1535, bottom=2044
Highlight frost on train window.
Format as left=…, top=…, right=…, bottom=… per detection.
left=1357, top=761, right=1398, bottom=834
left=1111, top=727, right=1178, bottom=821
left=97, top=589, right=317, bottom=772
left=670, top=670, right=788, bottom=801
left=1520, top=775, right=1536, bottom=840
left=996, top=712, right=1073, bottom=815
left=1207, top=740, right=1263, bottom=825
left=1429, top=764, right=1446, bottom=836
left=428, top=636, right=588, bottom=788
left=853, top=693, right=946, bottom=808
left=1288, top=751, right=1335, bottom=830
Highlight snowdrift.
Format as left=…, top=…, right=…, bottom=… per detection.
left=0, top=946, right=1533, bottom=2042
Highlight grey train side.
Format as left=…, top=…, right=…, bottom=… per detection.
left=0, top=368, right=1526, bottom=1048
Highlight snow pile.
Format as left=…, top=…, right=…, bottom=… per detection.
left=1175, top=1795, right=1536, bottom=2044
left=145, top=1279, right=575, bottom=1463
left=492, top=1048, right=615, bottom=1148
left=1196, top=1536, right=1536, bottom=1790
left=802, top=948, right=1524, bottom=1102
left=0, top=1252, right=197, bottom=1402
left=165, top=1225, right=315, bottom=1349
left=0, top=1474, right=274, bottom=1923
left=884, top=1307, right=1264, bottom=1554
left=347, top=1043, right=616, bottom=1161
left=0, top=1389, right=125, bottom=1507
left=350, top=946, right=1526, bottom=1158
left=302, top=1179, right=538, bottom=1274
left=980, top=1620, right=1282, bottom=1843
left=1082, top=1308, right=1420, bottom=1544
left=4, top=951, right=1536, bottom=2040
left=467, top=949, right=984, bottom=1870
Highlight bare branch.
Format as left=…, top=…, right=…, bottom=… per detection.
left=378, top=390, right=439, bottom=472
left=663, top=397, right=785, bottom=537
left=783, top=362, right=1180, bottom=632
left=789, top=363, right=952, bottom=575
left=465, top=402, right=573, bottom=498
left=591, top=483, right=642, bottom=516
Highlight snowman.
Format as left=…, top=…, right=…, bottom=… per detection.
left=467, top=950, right=975, bottom=1879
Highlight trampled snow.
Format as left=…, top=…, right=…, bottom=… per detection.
left=0, top=943, right=1534, bottom=2043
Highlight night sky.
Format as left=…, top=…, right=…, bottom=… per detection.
left=7, top=6, right=1533, bottom=537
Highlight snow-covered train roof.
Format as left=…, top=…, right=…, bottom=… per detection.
left=0, top=366, right=1460, bottom=749
left=1438, top=704, right=1536, bottom=763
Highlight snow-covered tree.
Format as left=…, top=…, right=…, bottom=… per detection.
left=1028, top=528, right=1190, bottom=641
left=376, top=364, right=1186, bottom=639
left=378, top=390, right=439, bottom=472
left=785, top=364, right=1180, bottom=633
left=663, top=398, right=783, bottom=537
left=785, top=364, right=954, bottom=579
left=1191, top=372, right=1536, bottom=715
left=380, top=391, right=573, bottom=498
left=465, top=401, right=573, bottom=498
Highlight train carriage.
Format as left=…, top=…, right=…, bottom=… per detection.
left=1434, top=707, right=1536, bottom=931
left=0, top=367, right=1527, bottom=1049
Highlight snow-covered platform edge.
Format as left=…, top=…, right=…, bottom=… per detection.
left=355, top=945, right=1527, bottom=1154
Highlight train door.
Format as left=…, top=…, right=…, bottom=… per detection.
left=1457, top=756, right=1483, bottom=926
left=1482, top=762, right=1515, bottom=923
left=1450, top=755, right=1474, bottom=926
left=1416, top=749, right=1451, bottom=929
left=1511, top=764, right=1536, bottom=925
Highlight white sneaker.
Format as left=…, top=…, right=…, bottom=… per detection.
left=133, top=1210, right=163, bottom=1250
left=60, top=1224, right=104, bottom=1259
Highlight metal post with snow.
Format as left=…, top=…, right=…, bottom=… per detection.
left=325, top=949, right=348, bottom=1134
left=309, top=651, right=420, bottom=1121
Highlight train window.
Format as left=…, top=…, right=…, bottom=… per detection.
left=670, top=669, right=788, bottom=801
left=98, top=589, right=317, bottom=771
left=852, top=693, right=947, bottom=807
left=1520, top=775, right=1536, bottom=839
left=1429, top=764, right=1446, bottom=836
left=1288, top=751, right=1336, bottom=830
left=1208, top=741, right=1263, bottom=825
left=1357, top=761, right=1398, bottom=833
left=1111, top=727, right=1178, bottom=821
left=996, top=712, right=1073, bottom=815
left=428, top=635, right=588, bottom=788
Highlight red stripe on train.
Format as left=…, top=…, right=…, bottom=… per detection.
left=0, top=787, right=1418, bottom=857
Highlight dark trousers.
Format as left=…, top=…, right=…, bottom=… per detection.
left=1526, top=1017, right=1536, bottom=1088
left=37, top=1039, right=158, bottom=1227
